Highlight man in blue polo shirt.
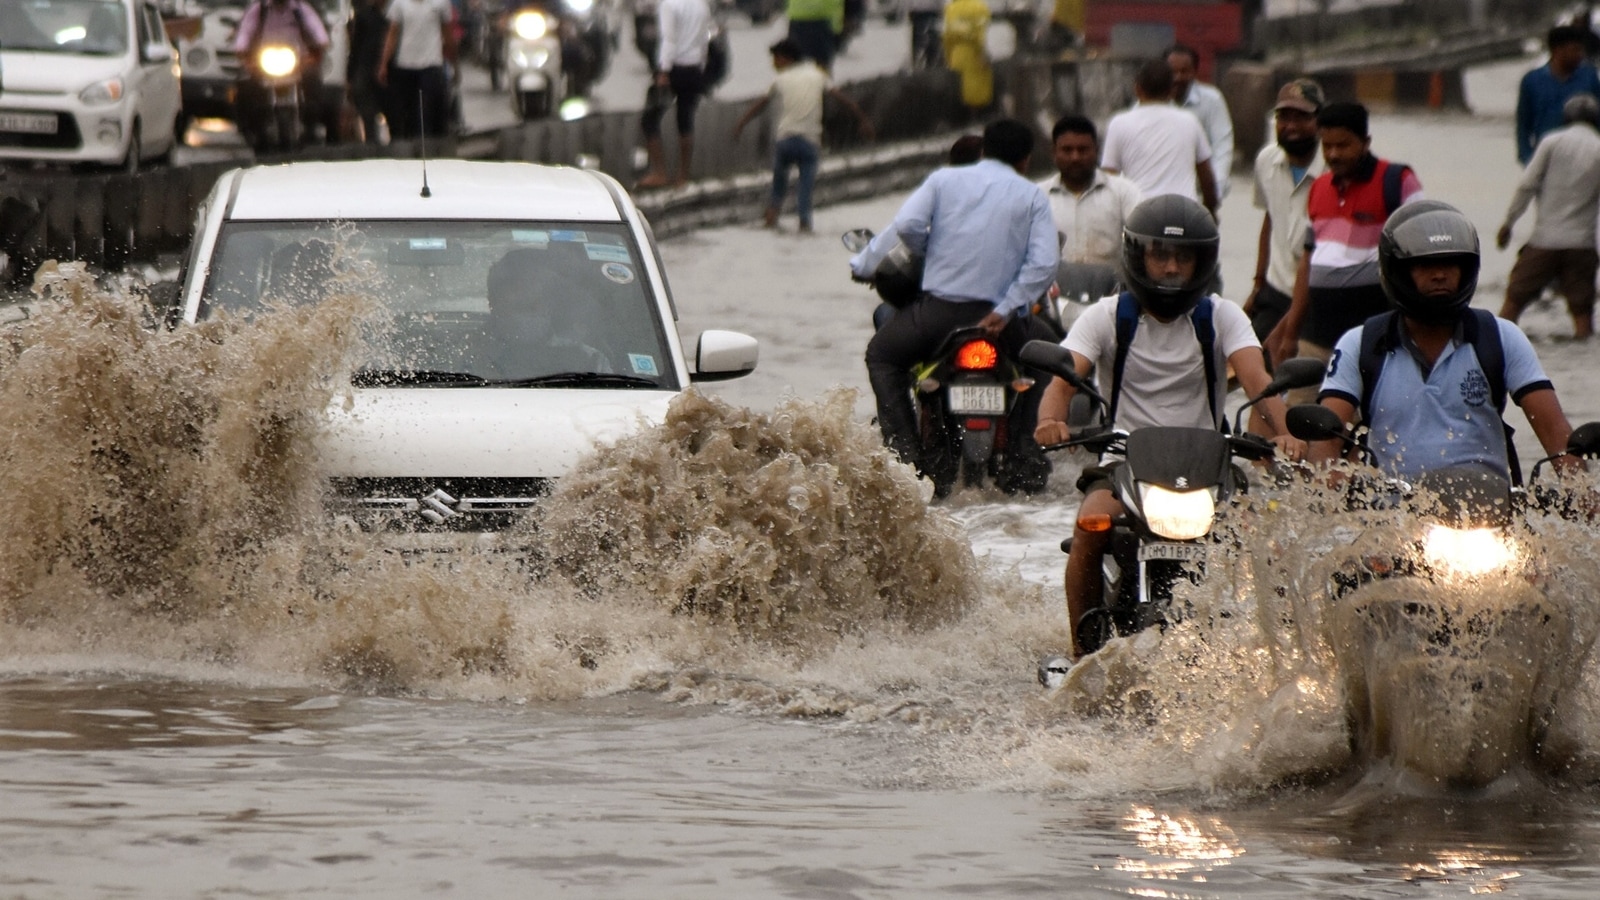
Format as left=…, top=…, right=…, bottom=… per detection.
left=1309, top=201, right=1579, bottom=481
left=1517, top=25, right=1600, bottom=166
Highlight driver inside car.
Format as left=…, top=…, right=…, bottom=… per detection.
left=1033, top=194, right=1301, bottom=660
left=482, top=247, right=612, bottom=379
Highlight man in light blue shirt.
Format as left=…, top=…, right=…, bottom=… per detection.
left=849, top=118, right=1058, bottom=477
left=1309, top=202, right=1578, bottom=483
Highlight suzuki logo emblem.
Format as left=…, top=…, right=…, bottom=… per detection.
left=419, top=488, right=460, bottom=523
left=1174, top=476, right=1189, bottom=489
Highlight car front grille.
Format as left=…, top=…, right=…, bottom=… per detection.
left=327, top=476, right=554, bottom=532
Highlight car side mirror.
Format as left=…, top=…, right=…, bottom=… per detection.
left=144, top=42, right=174, bottom=63
left=690, top=329, right=758, bottom=382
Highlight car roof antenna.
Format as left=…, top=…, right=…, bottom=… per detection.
left=416, top=89, right=432, bottom=198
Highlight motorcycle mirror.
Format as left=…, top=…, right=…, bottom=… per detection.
left=1286, top=404, right=1350, bottom=444
left=1566, top=421, right=1600, bottom=458
left=1258, top=357, right=1326, bottom=398
left=840, top=228, right=874, bottom=253
left=1018, top=340, right=1076, bottom=378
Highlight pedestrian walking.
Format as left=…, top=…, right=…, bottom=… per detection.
left=733, top=38, right=874, bottom=232
left=1038, top=114, right=1140, bottom=268
left=1517, top=25, right=1600, bottom=165
left=785, top=0, right=842, bottom=71
left=1246, top=78, right=1325, bottom=350
left=1499, top=93, right=1600, bottom=340
left=1167, top=44, right=1234, bottom=201
left=638, top=0, right=712, bottom=189
left=1101, top=57, right=1217, bottom=218
left=377, top=0, right=456, bottom=139
left=348, top=0, right=390, bottom=144
left=942, top=0, right=992, bottom=116
left=1264, top=102, right=1423, bottom=369
left=904, top=0, right=941, bottom=69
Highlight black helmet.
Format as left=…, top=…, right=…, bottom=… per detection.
left=1120, top=194, right=1220, bottom=319
left=1378, top=200, right=1480, bottom=326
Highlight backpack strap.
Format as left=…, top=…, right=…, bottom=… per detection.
left=1108, top=292, right=1221, bottom=431
left=1382, top=161, right=1409, bottom=216
left=1355, top=310, right=1400, bottom=427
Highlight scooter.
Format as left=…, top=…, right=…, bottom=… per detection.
left=844, top=228, right=1052, bottom=498
left=1022, top=340, right=1327, bottom=658
left=1287, top=406, right=1600, bottom=787
left=501, top=2, right=566, bottom=119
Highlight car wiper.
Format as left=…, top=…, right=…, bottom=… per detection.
left=352, top=368, right=490, bottom=386
left=478, top=372, right=663, bottom=388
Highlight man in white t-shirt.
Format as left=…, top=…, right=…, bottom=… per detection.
left=1033, top=196, right=1297, bottom=659
left=638, top=0, right=712, bottom=188
left=1101, top=58, right=1218, bottom=219
left=377, top=0, right=455, bottom=139
left=732, top=38, right=873, bottom=232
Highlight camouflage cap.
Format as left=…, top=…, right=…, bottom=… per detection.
left=1274, top=78, right=1325, bottom=114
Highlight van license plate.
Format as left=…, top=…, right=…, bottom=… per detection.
left=0, top=112, right=58, bottom=135
left=1138, top=542, right=1207, bottom=563
left=948, top=384, right=1005, bottom=414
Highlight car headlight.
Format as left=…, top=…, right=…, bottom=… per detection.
left=79, top=77, right=125, bottom=106
left=257, top=44, right=298, bottom=78
left=512, top=10, right=549, bottom=39
left=1422, top=525, right=1519, bottom=578
left=1138, top=484, right=1217, bottom=542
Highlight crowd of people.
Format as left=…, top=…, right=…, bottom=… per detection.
left=848, top=30, right=1600, bottom=660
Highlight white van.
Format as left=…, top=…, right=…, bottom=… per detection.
left=0, top=0, right=183, bottom=170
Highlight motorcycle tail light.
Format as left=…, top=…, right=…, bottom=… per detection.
left=1077, top=513, right=1113, bottom=533
left=954, top=339, right=998, bottom=371
left=257, top=44, right=298, bottom=78
left=964, top=418, right=991, bottom=430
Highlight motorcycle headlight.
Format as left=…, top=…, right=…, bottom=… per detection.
left=512, top=10, right=550, bottom=39
left=257, top=44, right=298, bottom=78
left=79, top=77, right=125, bottom=106
left=1138, top=484, right=1217, bottom=542
left=1422, top=525, right=1518, bottom=578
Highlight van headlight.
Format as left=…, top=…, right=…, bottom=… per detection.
left=512, top=10, right=549, bottom=39
left=79, top=77, right=125, bottom=106
left=1138, top=484, right=1217, bottom=541
left=1422, top=525, right=1519, bottom=578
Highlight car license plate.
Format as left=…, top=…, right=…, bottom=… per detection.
left=948, top=383, right=1005, bottom=414
left=1138, top=542, right=1207, bottom=563
left=0, top=111, right=58, bottom=135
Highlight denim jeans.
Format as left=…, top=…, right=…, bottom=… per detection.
left=770, top=135, right=820, bottom=228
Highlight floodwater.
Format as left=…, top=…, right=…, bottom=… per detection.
left=10, top=58, right=1600, bottom=899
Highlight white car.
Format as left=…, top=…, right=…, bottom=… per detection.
left=176, top=158, right=759, bottom=530
left=0, top=0, right=183, bottom=170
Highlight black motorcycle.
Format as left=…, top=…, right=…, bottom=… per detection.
left=1022, top=340, right=1326, bottom=656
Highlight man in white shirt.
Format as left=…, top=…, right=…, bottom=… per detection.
left=1247, top=78, right=1325, bottom=350
left=638, top=0, right=712, bottom=188
left=1167, top=44, right=1234, bottom=202
left=377, top=0, right=455, bottom=139
left=733, top=38, right=873, bottom=232
left=1498, top=92, right=1600, bottom=340
left=1101, top=57, right=1218, bottom=219
left=1039, top=114, right=1141, bottom=269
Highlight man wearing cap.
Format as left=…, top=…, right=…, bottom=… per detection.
left=1498, top=93, right=1600, bottom=340
left=733, top=38, right=874, bottom=232
left=1246, top=78, right=1325, bottom=357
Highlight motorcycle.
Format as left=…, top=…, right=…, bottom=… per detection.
left=1022, top=340, right=1327, bottom=658
left=243, top=42, right=306, bottom=153
left=1038, top=260, right=1119, bottom=340
left=843, top=227, right=1052, bottom=498
left=1287, top=405, right=1600, bottom=787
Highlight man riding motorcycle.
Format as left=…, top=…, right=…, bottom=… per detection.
left=849, top=118, right=1058, bottom=484
left=1033, top=194, right=1302, bottom=660
left=1306, top=200, right=1581, bottom=482
left=233, top=0, right=332, bottom=151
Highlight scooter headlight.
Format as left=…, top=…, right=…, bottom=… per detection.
left=1422, top=525, right=1518, bottom=578
left=1138, top=484, right=1217, bottom=541
left=512, top=10, right=550, bottom=39
left=257, top=44, right=299, bottom=78
left=79, top=76, right=125, bottom=106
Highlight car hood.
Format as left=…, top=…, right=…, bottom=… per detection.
left=0, top=52, right=127, bottom=92
left=320, top=387, right=675, bottom=478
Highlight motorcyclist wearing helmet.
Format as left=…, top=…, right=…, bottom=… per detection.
left=1034, top=194, right=1301, bottom=659
left=1308, top=201, right=1579, bottom=480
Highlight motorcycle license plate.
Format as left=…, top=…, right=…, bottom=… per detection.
left=948, top=384, right=1005, bottom=414
left=0, top=111, right=57, bottom=135
left=1138, top=542, right=1207, bottom=563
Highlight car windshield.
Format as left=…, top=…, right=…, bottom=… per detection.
left=200, top=220, right=679, bottom=390
left=0, top=0, right=129, bottom=55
